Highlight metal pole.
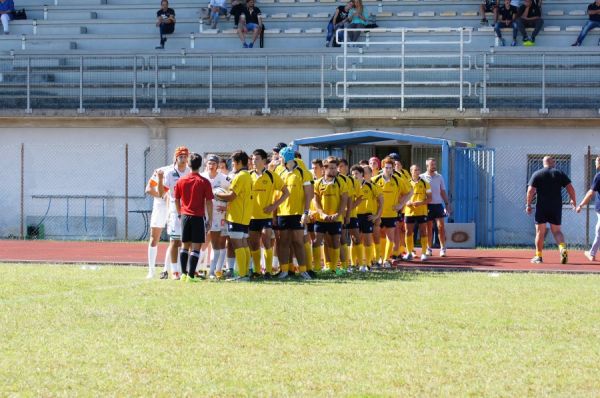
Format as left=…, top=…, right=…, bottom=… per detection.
left=401, top=29, right=405, bottom=111
left=539, top=54, right=548, bottom=114
left=207, top=55, right=215, bottom=113
left=20, top=143, right=24, bottom=239
left=125, top=144, right=129, bottom=240
left=130, top=55, right=139, bottom=113
left=152, top=55, right=160, bottom=113
left=342, top=28, right=348, bottom=111
left=318, top=55, right=327, bottom=113
left=78, top=56, right=85, bottom=113
left=458, top=28, right=464, bottom=112
left=586, top=145, right=591, bottom=246
left=481, top=52, right=489, bottom=113
left=261, top=56, right=270, bottom=114
left=25, top=57, right=32, bottom=113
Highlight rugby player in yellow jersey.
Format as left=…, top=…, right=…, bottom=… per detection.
left=214, top=150, right=254, bottom=280
left=371, top=157, right=411, bottom=267
left=340, top=159, right=362, bottom=272
left=308, top=158, right=324, bottom=273
left=276, top=146, right=314, bottom=280
left=351, top=165, right=383, bottom=272
left=334, top=159, right=352, bottom=272
left=403, top=164, right=432, bottom=262
left=314, top=157, right=348, bottom=275
left=249, top=149, right=289, bottom=279
left=388, top=153, right=411, bottom=259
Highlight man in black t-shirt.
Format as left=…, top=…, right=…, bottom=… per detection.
left=526, top=156, right=576, bottom=264
left=326, top=1, right=353, bottom=47
left=571, top=0, right=600, bottom=46
left=480, top=0, right=499, bottom=25
left=237, top=0, right=262, bottom=48
left=494, top=0, right=518, bottom=46
left=516, top=0, right=543, bottom=46
left=155, top=0, right=175, bottom=49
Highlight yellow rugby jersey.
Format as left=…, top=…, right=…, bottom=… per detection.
left=342, top=175, right=362, bottom=218
left=226, top=169, right=254, bottom=225
left=250, top=169, right=284, bottom=220
left=314, top=176, right=346, bottom=222
left=356, top=180, right=381, bottom=215
left=404, top=178, right=431, bottom=217
left=278, top=165, right=312, bottom=216
left=371, top=174, right=409, bottom=218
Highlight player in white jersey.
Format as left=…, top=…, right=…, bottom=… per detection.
left=145, top=166, right=169, bottom=279
left=201, top=154, right=231, bottom=279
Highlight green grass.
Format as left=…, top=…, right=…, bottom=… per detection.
left=1, top=264, right=599, bottom=397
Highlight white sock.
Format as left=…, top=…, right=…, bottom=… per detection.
left=273, top=256, right=280, bottom=268
left=227, top=257, right=235, bottom=272
left=216, top=249, right=226, bottom=272
left=148, top=245, right=157, bottom=274
left=200, top=248, right=208, bottom=267
left=162, top=248, right=170, bottom=272
left=210, top=249, right=221, bottom=275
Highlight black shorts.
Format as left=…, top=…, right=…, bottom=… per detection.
left=181, top=214, right=206, bottom=244
left=249, top=218, right=273, bottom=232
left=535, top=207, right=562, bottom=225
left=345, top=217, right=359, bottom=230
left=482, top=0, right=496, bottom=12
left=277, top=215, right=303, bottom=230
left=357, top=214, right=374, bottom=234
left=405, top=215, right=428, bottom=224
left=380, top=217, right=397, bottom=229
left=306, top=222, right=315, bottom=233
left=315, top=221, right=342, bottom=235
left=428, top=204, right=446, bottom=220
left=397, top=212, right=405, bottom=223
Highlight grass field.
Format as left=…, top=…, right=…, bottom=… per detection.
left=1, top=264, right=599, bottom=397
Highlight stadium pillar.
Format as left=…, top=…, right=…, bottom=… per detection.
left=143, top=118, right=168, bottom=172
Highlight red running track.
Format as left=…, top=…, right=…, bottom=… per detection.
left=0, top=240, right=599, bottom=274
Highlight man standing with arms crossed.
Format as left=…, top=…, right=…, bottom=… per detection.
left=421, top=158, right=451, bottom=257
left=174, top=153, right=213, bottom=282
left=526, top=156, right=576, bottom=264
left=576, top=155, right=600, bottom=262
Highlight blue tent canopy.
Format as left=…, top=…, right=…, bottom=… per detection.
left=291, top=130, right=451, bottom=182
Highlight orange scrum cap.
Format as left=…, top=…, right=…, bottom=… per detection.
left=174, top=146, right=190, bottom=158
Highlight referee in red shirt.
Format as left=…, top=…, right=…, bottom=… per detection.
left=174, top=153, right=214, bottom=281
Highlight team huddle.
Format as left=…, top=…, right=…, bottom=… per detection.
left=145, top=143, right=452, bottom=281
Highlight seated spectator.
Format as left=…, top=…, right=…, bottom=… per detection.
left=156, top=0, right=175, bottom=49
left=494, top=0, right=518, bottom=46
left=237, top=0, right=262, bottom=48
left=572, top=0, right=600, bottom=46
left=326, top=0, right=353, bottom=47
left=480, top=0, right=498, bottom=25
left=347, top=0, right=368, bottom=42
left=515, top=0, right=543, bottom=46
left=230, top=0, right=245, bottom=28
left=209, top=0, right=228, bottom=29
left=0, top=0, right=14, bottom=35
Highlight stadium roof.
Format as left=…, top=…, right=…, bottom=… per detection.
left=291, top=130, right=450, bottom=148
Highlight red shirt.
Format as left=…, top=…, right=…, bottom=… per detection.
left=174, top=173, right=214, bottom=217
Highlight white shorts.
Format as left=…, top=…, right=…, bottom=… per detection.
left=209, top=213, right=228, bottom=234
left=167, top=211, right=182, bottom=240
left=150, top=205, right=168, bottom=228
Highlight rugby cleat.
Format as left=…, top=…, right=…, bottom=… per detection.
left=159, top=271, right=169, bottom=279
left=560, top=248, right=568, bottom=264
left=530, top=256, right=543, bottom=264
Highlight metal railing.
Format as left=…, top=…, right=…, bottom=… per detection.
left=336, top=27, right=472, bottom=111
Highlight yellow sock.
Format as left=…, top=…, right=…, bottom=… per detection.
left=373, top=243, right=381, bottom=263
left=304, top=241, right=313, bottom=271
left=244, top=247, right=251, bottom=274
left=331, top=247, right=340, bottom=271
left=352, top=243, right=363, bottom=266
left=281, top=263, right=290, bottom=273
left=399, top=244, right=407, bottom=256
left=234, top=247, right=247, bottom=277
left=392, top=239, right=401, bottom=256
left=264, top=247, right=273, bottom=274
left=420, top=236, right=428, bottom=253
left=535, top=250, right=542, bottom=257
left=325, top=246, right=332, bottom=269
left=385, top=238, right=394, bottom=260
left=559, top=243, right=566, bottom=251
left=406, top=235, right=414, bottom=253
left=250, top=249, right=261, bottom=274
left=379, top=239, right=386, bottom=260
left=364, top=244, right=373, bottom=266
left=340, top=243, right=348, bottom=269
left=312, top=246, right=322, bottom=271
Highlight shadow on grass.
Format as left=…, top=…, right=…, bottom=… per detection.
left=255, top=269, right=448, bottom=285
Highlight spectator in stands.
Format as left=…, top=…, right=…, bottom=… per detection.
left=346, top=0, right=368, bottom=42
left=237, top=0, right=262, bottom=48
left=0, top=0, right=14, bottom=35
left=515, top=0, right=543, bottom=46
left=230, top=0, right=245, bottom=28
left=571, top=0, right=600, bottom=46
left=209, top=0, right=228, bottom=29
left=326, top=0, right=353, bottom=47
left=156, top=0, right=176, bottom=49
left=480, top=0, right=498, bottom=25
left=495, top=0, right=518, bottom=46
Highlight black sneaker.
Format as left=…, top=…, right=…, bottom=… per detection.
left=159, top=271, right=169, bottom=279
left=263, top=273, right=273, bottom=280
left=251, top=272, right=262, bottom=279
left=307, top=270, right=317, bottom=278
